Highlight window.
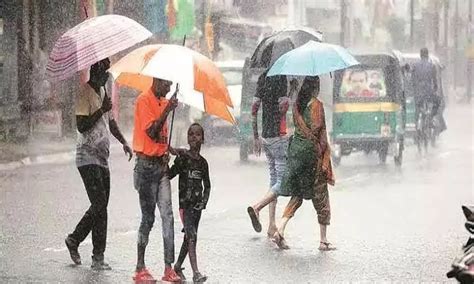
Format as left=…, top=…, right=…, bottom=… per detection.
left=340, top=68, right=386, bottom=98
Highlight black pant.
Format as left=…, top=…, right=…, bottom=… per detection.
left=181, top=208, right=202, bottom=242
left=69, top=165, right=110, bottom=260
left=176, top=208, right=202, bottom=268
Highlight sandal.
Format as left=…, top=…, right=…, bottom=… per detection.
left=247, top=206, right=262, bottom=233
left=193, top=272, right=208, bottom=283
left=174, top=267, right=186, bottom=280
left=272, top=232, right=290, bottom=250
left=319, top=241, right=336, bottom=251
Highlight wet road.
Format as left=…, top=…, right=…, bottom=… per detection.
left=0, top=105, right=472, bottom=283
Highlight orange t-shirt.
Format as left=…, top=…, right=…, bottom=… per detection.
left=133, top=89, right=169, bottom=157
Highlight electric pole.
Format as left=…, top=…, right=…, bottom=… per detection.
left=340, top=0, right=347, bottom=46
left=410, top=0, right=415, bottom=49
left=467, top=0, right=473, bottom=103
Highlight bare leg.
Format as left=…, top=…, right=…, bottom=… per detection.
left=312, top=185, right=335, bottom=250
left=268, top=199, right=278, bottom=237
left=253, top=191, right=277, bottom=213
left=174, top=236, right=188, bottom=271
left=272, top=197, right=303, bottom=249
left=187, top=239, right=199, bottom=274
left=279, top=197, right=303, bottom=237
left=319, top=224, right=328, bottom=243
left=277, top=216, right=291, bottom=237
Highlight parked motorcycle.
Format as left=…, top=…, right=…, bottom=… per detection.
left=447, top=205, right=474, bottom=283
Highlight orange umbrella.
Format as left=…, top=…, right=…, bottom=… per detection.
left=109, top=44, right=235, bottom=124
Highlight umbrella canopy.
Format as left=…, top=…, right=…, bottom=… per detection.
left=249, top=27, right=323, bottom=69
left=267, top=41, right=359, bottom=77
left=47, top=14, right=152, bottom=82
left=109, top=44, right=235, bottom=124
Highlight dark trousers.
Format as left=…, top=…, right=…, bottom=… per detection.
left=180, top=208, right=202, bottom=242
left=176, top=208, right=202, bottom=268
left=69, top=165, right=110, bottom=260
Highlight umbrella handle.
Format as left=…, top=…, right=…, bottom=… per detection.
left=167, top=83, right=180, bottom=147
left=168, top=109, right=176, bottom=147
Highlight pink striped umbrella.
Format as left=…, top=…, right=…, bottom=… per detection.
left=47, top=14, right=152, bottom=82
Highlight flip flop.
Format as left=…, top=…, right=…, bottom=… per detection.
left=319, top=241, right=337, bottom=251
left=247, top=206, right=262, bottom=232
left=272, top=232, right=290, bottom=250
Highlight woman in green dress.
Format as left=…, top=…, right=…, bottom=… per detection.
left=273, top=76, right=336, bottom=251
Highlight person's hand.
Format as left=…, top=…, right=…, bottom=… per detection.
left=193, top=202, right=205, bottom=211
left=101, top=96, right=113, bottom=113
left=169, top=146, right=187, bottom=156
left=253, top=137, right=262, bottom=157
left=167, top=97, right=178, bottom=112
left=162, top=153, right=170, bottom=165
left=123, top=143, right=133, bottom=161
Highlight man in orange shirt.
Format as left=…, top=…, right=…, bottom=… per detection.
left=132, top=78, right=181, bottom=282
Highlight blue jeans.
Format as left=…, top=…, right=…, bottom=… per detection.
left=262, top=136, right=288, bottom=194
left=133, top=157, right=175, bottom=264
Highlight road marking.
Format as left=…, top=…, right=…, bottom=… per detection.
left=43, top=247, right=67, bottom=252
left=117, top=230, right=136, bottom=236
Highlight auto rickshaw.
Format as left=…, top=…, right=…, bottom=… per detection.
left=396, top=52, right=445, bottom=141
left=331, top=52, right=406, bottom=166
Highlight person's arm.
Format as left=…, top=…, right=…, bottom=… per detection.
left=76, top=95, right=112, bottom=133
left=252, top=73, right=267, bottom=156
left=432, top=64, right=438, bottom=94
left=146, top=97, right=178, bottom=141
left=251, top=97, right=261, bottom=139
left=109, top=118, right=133, bottom=161
left=168, top=155, right=183, bottom=180
left=318, top=103, right=328, bottom=156
left=201, top=160, right=211, bottom=209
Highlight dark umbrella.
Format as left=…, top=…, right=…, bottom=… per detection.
left=249, top=28, right=323, bottom=69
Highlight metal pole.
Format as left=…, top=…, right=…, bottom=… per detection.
left=410, top=0, right=414, bottom=48
left=444, top=0, right=449, bottom=55
left=444, top=0, right=450, bottom=102
left=434, top=0, right=440, bottom=54
left=467, top=0, right=473, bottom=103
left=454, top=0, right=459, bottom=91
left=340, top=0, right=346, bottom=46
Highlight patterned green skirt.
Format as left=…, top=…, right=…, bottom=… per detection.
left=278, top=134, right=319, bottom=200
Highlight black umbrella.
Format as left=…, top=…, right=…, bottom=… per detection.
left=249, top=28, right=323, bottom=69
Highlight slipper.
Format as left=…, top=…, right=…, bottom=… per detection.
left=247, top=206, right=262, bottom=232
left=272, top=232, right=290, bottom=250
left=319, top=241, right=336, bottom=251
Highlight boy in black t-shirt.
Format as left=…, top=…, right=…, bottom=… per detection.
left=169, top=123, right=210, bottom=283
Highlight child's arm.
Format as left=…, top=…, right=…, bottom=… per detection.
left=168, top=155, right=184, bottom=180
left=202, top=160, right=211, bottom=209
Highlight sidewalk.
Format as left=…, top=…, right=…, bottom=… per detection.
left=0, top=135, right=75, bottom=170
left=0, top=133, right=131, bottom=171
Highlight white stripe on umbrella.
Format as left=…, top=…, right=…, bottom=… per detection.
left=47, top=14, right=152, bottom=82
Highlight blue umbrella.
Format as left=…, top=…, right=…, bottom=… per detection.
left=267, top=40, right=359, bottom=77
